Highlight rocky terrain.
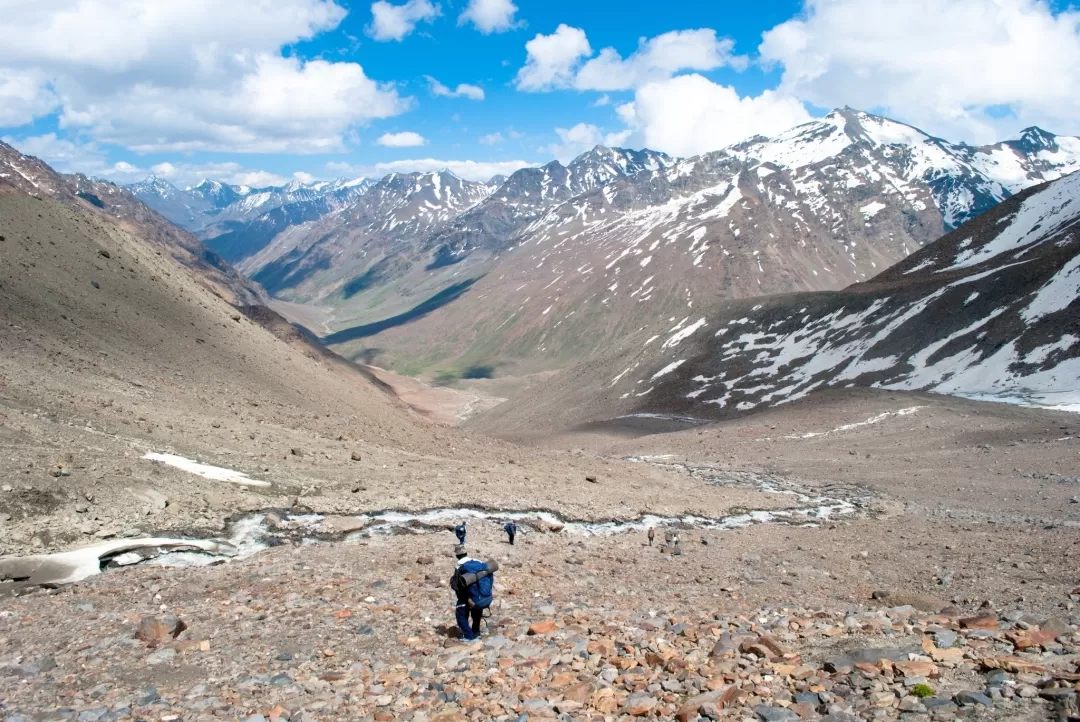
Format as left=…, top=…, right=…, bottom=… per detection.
left=0, top=142, right=261, bottom=307
left=2, top=123, right=1079, bottom=722
left=2, top=484, right=1080, bottom=722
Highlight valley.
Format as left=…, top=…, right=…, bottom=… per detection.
left=2, top=113, right=1079, bottom=722
left=131, top=110, right=1080, bottom=381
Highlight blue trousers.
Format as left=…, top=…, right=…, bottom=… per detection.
left=455, top=604, right=483, bottom=640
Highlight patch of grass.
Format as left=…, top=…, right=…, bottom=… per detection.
left=910, top=683, right=935, bottom=698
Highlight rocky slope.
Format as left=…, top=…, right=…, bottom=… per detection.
left=0, top=142, right=261, bottom=306
left=475, top=170, right=1080, bottom=435
left=0, top=172, right=759, bottom=562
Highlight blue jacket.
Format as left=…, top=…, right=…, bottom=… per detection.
left=451, top=557, right=491, bottom=606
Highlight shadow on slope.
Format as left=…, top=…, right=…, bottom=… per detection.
left=322, top=279, right=478, bottom=345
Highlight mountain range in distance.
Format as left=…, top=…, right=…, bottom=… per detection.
left=114, top=108, right=1080, bottom=380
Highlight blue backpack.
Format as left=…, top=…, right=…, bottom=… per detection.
left=458, top=559, right=494, bottom=609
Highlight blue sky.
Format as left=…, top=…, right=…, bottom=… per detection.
left=2, top=0, right=1079, bottom=187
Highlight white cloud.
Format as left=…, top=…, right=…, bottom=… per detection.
left=377, top=131, right=428, bottom=147
left=548, top=123, right=632, bottom=162
left=3, top=133, right=290, bottom=188
left=516, top=27, right=745, bottom=93
left=616, top=74, right=812, bottom=157
left=458, top=0, right=519, bottom=34
left=367, top=0, right=440, bottom=41
left=759, top=0, right=1080, bottom=142
left=425, top=76, right=485, bottom=100
left=593, top=94, right=610, bottom=107
left=0, top=0, right=410, bottom=153
left=0, top=69, right=59, bottom=126
left=326, top=157, right=533, bottom=182
left=575, top=29, right=746, bottom=91
left=479, top=132, right=505, bottom=145
left=293, top=171, right=316, bottom=184
left=515, top=24, right=592, bottom=91
left=453, top=83, right=485, bottom=101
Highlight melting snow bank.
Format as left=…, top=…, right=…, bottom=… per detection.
left=955, top=391, right=1080, bottom=415
left=0, top=538, right=236, bottom=587
left=142, top=452, right=271, bottom=487
left=615, top=413, right=712, bottom=426
left=785, top=406, right=926, bottom=439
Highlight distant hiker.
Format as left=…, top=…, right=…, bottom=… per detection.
left=672, top=534, right=682, bottom=556
left=455, top=522, right=467, bottom=545
left=450, top=545, right=498, bottom=640
left=647, top=527, right=655, bottom=546
left=504, top=521, right=517, bottom=545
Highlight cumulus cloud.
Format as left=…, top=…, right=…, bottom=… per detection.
left=367, top=0, right=440, bottom=41
left=326, top=157, right=533, bottom=182
left=377, top=131, right=428, bottom=147
left=615, top=74, right=812, bottom=157
left=516, top=27, right=744, bottom=92
left=0, top=69, right=59, bottom=126
left=479, top=132, right=505, bottom=145
left=425, top=76, right=485, bottom=100
left=547, top=123, right=632, bottom=162
left=515, top=24, right=592, bottom=91
left=575, top=29, right=746, bottom=91
left=3, top=133, right=289, bottom=187
left=759, top=0, right=1080, bottom=141
left=0, top=0, right=409, bottom=153
left=458, top=0, right=519, bottom=34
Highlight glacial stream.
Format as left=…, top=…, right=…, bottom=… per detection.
left=0, top=456, right=869, bottom=588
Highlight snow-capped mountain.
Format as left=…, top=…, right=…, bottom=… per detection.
left=188, top=178, right=248, bottom=209
left=0, top=141, right=261, bottom=305
left=479, top=169, right=1080, bottom=431
left=423, top=147, right=675, bottom=264
left=303, top=110, right=1080, bottom=377
left=128, top=175, right=373, bottom=234
left=731, top=108, right=1080, bottom=230
left=224, top=170, right=496, bottom=297
left=120, top=109, right=1080, bottom=379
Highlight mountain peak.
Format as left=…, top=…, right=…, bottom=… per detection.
left=1017, top=126, right=1058, bottom=152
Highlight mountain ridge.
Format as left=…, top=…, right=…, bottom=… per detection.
left=117, top=110, right=1080, bottom=378
left=473, top=169, right=1080, bottom=436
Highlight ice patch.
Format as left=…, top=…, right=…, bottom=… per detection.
left=859, top=201, right=886, bottom=219
left=786, top=407, right=926, bottom=439
left=650, top=360, right=686, bottom=381
left=143, top=452, right=271, bottom=488
left=662, top=318, right=706, bottom=349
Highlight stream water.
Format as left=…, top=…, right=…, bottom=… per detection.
left=3, top=457, right=869, bottom=586
left=141, top=459, right=867, bottom=569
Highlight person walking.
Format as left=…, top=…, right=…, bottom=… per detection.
left=454, top=521, right=467, bottom=545
left=450, top=545, right=498, bottom=641
left=504, top=521, right=517, bottom=545
left=647, top=527, right=655, bottom=546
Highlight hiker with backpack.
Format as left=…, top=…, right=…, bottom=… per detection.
left=504, top=521, right=517, bottom=545
left=450, top=545, right=498, bottom=640
left=454, top=522, right=467, bottom=545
